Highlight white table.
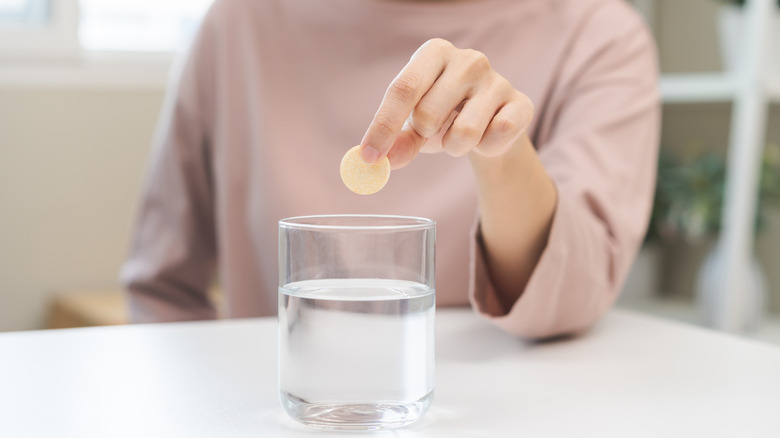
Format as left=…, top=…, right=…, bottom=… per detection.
left=1, top=309, right=779, bottom=437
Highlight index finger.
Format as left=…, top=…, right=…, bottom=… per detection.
left=359, top=39, right=450, bottom=163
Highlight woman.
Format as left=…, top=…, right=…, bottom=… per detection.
left=121, top=0, right=660, bottom=338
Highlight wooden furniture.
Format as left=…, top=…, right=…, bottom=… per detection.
left=47, top=288, right=223, bottom=329
left=48, top=291, right=128, bottom=329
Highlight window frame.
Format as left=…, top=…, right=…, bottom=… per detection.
left=0, top=0, right=177, bottom=89
left=0, top=0, right=50, bottom=25
left=0, top=0, right=79, bottom=56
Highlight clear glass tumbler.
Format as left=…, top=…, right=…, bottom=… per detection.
left=278, top=215, right=435, bottom=430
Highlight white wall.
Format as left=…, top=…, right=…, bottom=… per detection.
left=0, top=87, right=163, bottom=331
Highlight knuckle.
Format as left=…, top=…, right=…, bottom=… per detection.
left=372, top=112, right=397, bottom=138
left=389, top=74, right=419, bottom=102
left=425, top=38, right=453, bottom=52
left=492, top=115, right=518, bottom=136
left=521, top=93, right=535, bottom=119
left=495, top=77, right=515, bottom=94
left=450, top=121, right=483, bottom=143
left=411, top=106, right=441, bottom=137
left=463, top=49, right=490, bottom=72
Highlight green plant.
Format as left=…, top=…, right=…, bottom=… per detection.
left=646, top=144, right=780, bottom=244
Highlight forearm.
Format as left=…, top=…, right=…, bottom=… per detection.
left=469, top=134, right=557, bottom=312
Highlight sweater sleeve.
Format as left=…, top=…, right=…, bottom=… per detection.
left=469, top=4, right=661, bottom=338
left=119, top=10, right=219, bottom=323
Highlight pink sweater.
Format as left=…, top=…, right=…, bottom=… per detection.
left=121, top=0, right=660, bottom=338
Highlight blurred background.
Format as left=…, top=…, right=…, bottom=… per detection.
left=1, top=0, right=779, bottom=342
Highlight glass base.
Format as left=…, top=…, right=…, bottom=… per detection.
left=280, top=390, right=433, bottom=431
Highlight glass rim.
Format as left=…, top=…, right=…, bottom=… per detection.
left=278, top=214, right=435, bottom=231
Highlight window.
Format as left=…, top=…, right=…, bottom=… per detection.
left=0, top=0, right=75, bottom=54
left=0, top=0, right=215, bottom=86
left=0, top=0, right=213, bottom=55
left=79, top=0, right=214, bottom=52
left=0, top=0, right=49, bottom=25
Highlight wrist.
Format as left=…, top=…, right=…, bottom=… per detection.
left=468, top=134, right=557, bottom=306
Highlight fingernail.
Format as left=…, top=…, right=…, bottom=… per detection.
left=361, top=145, right=380, bottom=164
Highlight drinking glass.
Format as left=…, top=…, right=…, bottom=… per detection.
left=278, top=214, right=436, bottom=430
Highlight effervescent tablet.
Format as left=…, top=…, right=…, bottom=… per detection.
left=340, top=145, right=391, bottom=195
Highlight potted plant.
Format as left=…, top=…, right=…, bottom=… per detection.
left=715, top=0, right=780, bottom=76
left=648, top=144, right=780, bottom=328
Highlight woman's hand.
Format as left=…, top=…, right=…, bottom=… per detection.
left=360, top=38, right=555, bottom=312
left=360, top=38, right=535, bottom=169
